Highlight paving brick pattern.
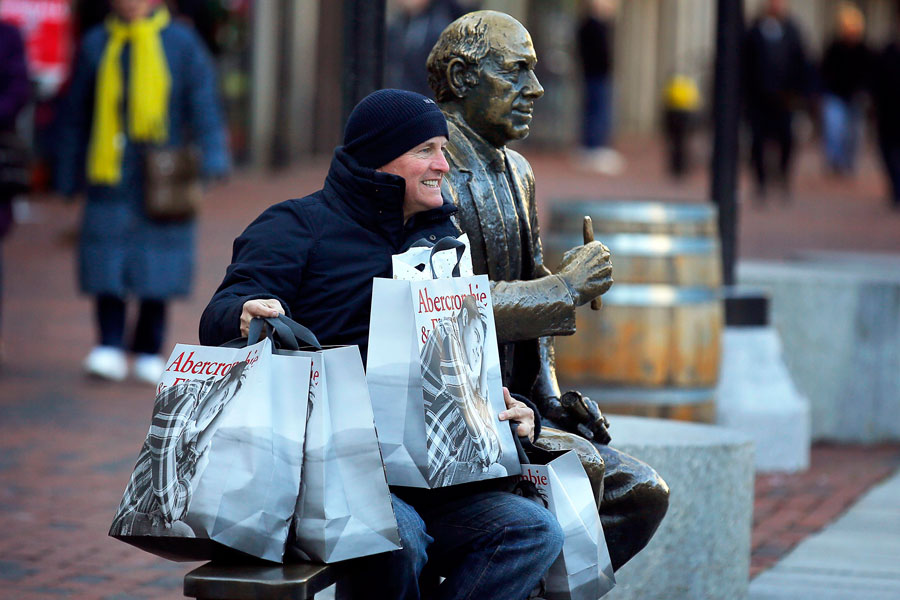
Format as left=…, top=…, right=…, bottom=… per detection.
left=750, top=444, right=900, bottom=578
left=1, top=138, right=898, bottom=598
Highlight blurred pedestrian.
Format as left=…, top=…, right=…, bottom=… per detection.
left=2, top=0, right=75, bottom=193
left=821, top=2, right=871, bottom=175
left=385, top=0, right=464, bottom=97
left=0, top=16, right=31, bottom=362
left=576, top=0, right=624, bottom=175
left=662, top=74, right=702, bottom=179
left=871, top=13, right=900, bottom=210
left=742, top=0, right=812, bottom=201
left=57, top=0, right=230, bottom=384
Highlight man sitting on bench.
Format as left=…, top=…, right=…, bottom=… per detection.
left=200, top=89, right=564, bottom=600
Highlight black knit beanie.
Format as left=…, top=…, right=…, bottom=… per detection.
left=343, top=89, right=449, bottom=169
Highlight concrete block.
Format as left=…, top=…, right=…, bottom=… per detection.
left=716, top=326, right=810, bottom=472
left=738, top=257, right=900, bottom=443
left=601, top=416, right=754, bottom=600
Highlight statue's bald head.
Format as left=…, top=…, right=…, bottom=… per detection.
left=427, top=11, right=532, bottom=103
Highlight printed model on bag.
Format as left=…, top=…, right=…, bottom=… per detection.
left=110, top=338, right=311, bottom=562
left=111, top=352, right=259, bottom=538
left=419, top=293, right=507, bottom=487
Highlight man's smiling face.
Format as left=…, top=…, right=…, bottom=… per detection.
left=378, top=136, right=450, bottom=222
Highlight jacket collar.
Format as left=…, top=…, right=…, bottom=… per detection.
left=323, top=147, right=407, bottom=247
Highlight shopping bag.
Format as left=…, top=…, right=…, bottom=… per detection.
left=285, top=342, right=402, bottom=563
left=109, top=331, right=311, bottom=563
left=391, top=233, right=475, bottom=280
left=516, top=448, right=615, bottom=600
left=368, top=236, right=521, bottom=488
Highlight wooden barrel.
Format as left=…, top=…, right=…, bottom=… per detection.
left=545, top=200, right=723, bottom=423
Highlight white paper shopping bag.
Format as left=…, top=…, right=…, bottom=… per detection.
left=368, top=236, right=521, bottom=488
left=110, top=337, right=311, bottom=563
left=516, top=450, right=615, bottom=600
left=288, top=345, right=401, bottom=563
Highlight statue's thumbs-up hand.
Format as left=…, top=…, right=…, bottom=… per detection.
left=557, top=241, right=613, bottom=306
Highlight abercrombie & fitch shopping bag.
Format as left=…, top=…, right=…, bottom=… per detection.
left=367, top=236, right=521, bottom=488
left=286, top=343, right=401, bottom=563
left=109, top=335, right=311, bottom=562
left=516, top=449, right=615, bottom=600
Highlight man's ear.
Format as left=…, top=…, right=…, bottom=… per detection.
left=447, top=57, right=478, bottom=99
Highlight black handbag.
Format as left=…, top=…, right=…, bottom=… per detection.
left=0, top=132, right=30, bottom=198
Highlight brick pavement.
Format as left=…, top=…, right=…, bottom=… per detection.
left=1, top=137, right=898, bottom=598
left=750, top=444, right=900, bottom=579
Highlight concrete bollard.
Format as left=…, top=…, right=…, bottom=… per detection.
left=601, top=416, right=754, bottom=600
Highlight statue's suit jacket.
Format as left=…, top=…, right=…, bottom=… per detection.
left=441, top=114, right=575, bottom=401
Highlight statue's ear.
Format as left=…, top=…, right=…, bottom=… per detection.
left=447, top=57, right=477, bottom=99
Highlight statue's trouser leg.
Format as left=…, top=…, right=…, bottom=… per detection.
left=533, top=427, right=606, bottom=506
left=592, top=443, right=669, bottom=571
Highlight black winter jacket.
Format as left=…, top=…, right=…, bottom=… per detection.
left=199, top=148, right=460, bottom=360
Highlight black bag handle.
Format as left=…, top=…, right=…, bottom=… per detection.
left=248, top=316, right=298, bottom=350
left=272, top=314, right=322, bottom=350
left=510, top=422, right=530, bottom=465
left=220, top=315, right=322, bottom=351
left=428, top=236, right=466, bottom=278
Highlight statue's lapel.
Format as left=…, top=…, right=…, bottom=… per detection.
left=506, top=155, right=536, bottom=274
left=445, top=119, right=510, bottom=280
left=465, top=166, right=510, bottom=280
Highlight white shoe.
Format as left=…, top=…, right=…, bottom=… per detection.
left=580, top=147, right=626, bottom=175
left=133, top=354, right=165, bottom=385
left=84, top=346, right=127, bottom=381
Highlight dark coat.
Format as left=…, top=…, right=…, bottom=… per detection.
left=742, top=15, right=811, bottom=113
left=577, top=16, right=613, bottom=79
left=872, top=40, right=900, bottom=140
left=57, top=17, right=230, bottom=299
left=0, top=22, right=30, bottom=237
left=0, top=22, right=29, bottom=133
left=384, top=0, right=465, bottom=97
left=199, top=148, right=460, bottom=361
left=821, top=38, right=872, bottom=101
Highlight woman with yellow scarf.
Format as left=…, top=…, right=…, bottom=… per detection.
left=58, top=0, right=230, bottom=384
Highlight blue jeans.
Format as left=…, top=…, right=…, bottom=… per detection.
left=582, top=76, right=613, bottom=149
left=823, top=94, right=861, bottom=172
left=337, top=491, right=564, bottom=600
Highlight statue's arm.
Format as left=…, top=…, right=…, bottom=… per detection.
left=490, top=277, right=575, bottom=342
left=534, top=336, right=563, bottom=402
left=491, top=151, right=577, bottom=341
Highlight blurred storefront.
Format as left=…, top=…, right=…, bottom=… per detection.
left=219, top=0, right=900, bottom=165
left=5, top=1, right=897, bottom=169
left=528, top=0, right=899, bottom=145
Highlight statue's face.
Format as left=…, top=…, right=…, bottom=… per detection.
left=462, top=30, right=544, bottom=147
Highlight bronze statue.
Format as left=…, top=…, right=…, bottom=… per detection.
left=427, top=10, right=669, bottom=570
